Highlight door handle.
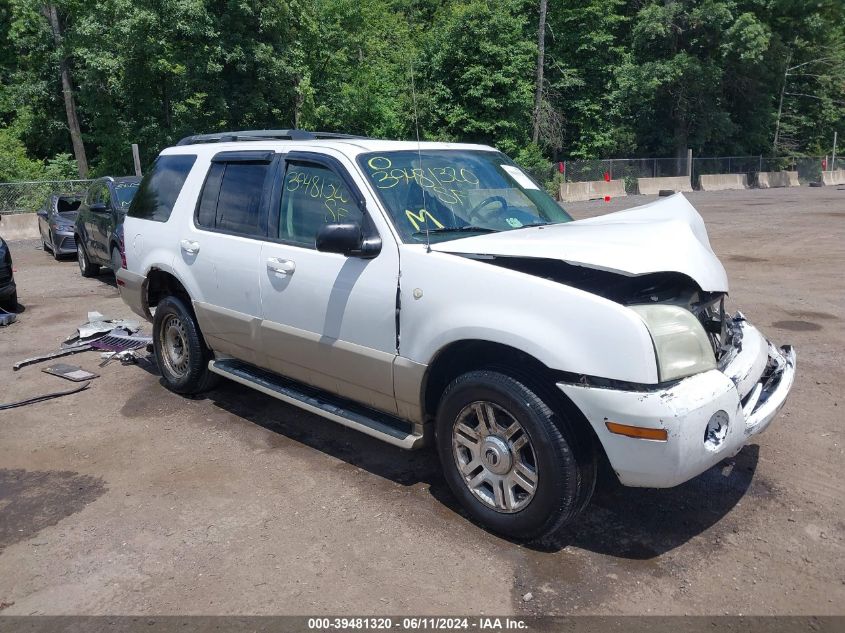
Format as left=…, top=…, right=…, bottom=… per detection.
left=266, top=258, right=296, bottom=276
left=180, top=240, right=200, bottom=255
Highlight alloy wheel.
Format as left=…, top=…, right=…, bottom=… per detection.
left=451, top=401, right=539, bottom=513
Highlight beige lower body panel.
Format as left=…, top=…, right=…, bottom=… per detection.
left=194, top=303, right=427, bottom=428
left=393, top=356, right=427, bottom=424
left=261, top=319, right=398, bottom=415
left=194, top=301, right=263, bottom=367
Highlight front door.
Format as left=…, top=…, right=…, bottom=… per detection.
left=259, top=153, right=400, bottom=414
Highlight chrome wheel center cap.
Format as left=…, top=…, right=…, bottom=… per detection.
left=480, top=436, right=512, bottom=475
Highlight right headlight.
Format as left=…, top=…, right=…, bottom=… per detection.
left=630, top=304, right=716, bottom=382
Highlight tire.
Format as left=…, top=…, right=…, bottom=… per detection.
left=436, top=370, right=596, bottom=542
left=77, top=240, right=100, bottom=277
left=0, top=291, right=17, bottom=313
left=51, top=232, right=62, bottom=260
left=152, top=295, right=219, bottom=394
left=110, top=246, right=122, bottom=273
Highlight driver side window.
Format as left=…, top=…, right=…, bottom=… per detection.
left=277, top=162, right=361, bottom=248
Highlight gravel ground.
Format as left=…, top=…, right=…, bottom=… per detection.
left=0, top=187, right=843, bottom=616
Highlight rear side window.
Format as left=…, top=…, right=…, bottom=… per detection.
left=129, top=154, right=197, bottom=222
left=195, top=159, right=271, bottom=237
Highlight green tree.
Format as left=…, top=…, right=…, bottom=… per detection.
left=421, top=0, right=536, bottom=154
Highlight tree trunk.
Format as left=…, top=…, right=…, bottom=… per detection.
left=43, top=4, right=88, bottom=178
left=531, top=0, right=548, bottom=144
left=293, top=75, right=303, bottom=129
left=773, top=51, right=792, bottom=155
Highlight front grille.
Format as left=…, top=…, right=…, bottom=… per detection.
left=60, top=235, right=76, bottom=250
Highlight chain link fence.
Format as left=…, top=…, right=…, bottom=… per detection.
left=0, top=179, right=93, bottom=215
left=550, top=155, right=829, bottom=193
left=0, top=155, right=836, bottom=214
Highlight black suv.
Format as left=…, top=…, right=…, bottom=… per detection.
left=74, top=176, right=140, bottom=276
left=0, top=234, right=16, bottom=311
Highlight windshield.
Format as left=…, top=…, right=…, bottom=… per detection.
left=113, top=181, right=140, bottom=209
left=358, top=150, right=571, bottom=243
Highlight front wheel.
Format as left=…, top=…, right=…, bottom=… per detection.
left=436, top=370, right=596, bottom=542
left=152, top=295, right=218, bottom=394
left=51, top=232, right=62, bottom=260
left=110, top=246, right=122, bottom=272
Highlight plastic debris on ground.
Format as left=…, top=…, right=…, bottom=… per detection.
left=42, top=363, right=99, bottom=382
left=0, top=382, right=91, bottom=410
left=13, top=310, right=150, bottom=371
left=99, top=350, right=140, bottom=367
left=62, top=311, right=141, bottom=348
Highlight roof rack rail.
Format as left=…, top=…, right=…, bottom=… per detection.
left=176, top=129, right=365, bottom=146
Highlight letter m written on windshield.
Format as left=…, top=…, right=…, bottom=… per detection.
left=405, top=208, right=444, bottom=231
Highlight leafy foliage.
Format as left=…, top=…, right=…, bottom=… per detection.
left=0, top=0, right=842, bottom=181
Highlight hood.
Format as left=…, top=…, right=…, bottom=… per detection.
left=57, top=210, right=78, bottom=222
left=430, top=193, right=729, bottom=292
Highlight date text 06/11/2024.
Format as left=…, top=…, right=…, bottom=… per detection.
left=306, top=617, right=529, bottom=630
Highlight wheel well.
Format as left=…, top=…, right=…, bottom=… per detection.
left=146, top=269, right=191, bottom=309
left=421, top=339, right=606, bottom=462
left=423, top=341, right=560, bottom=418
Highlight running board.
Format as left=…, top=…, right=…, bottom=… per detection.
left=208, top=359, right=424, bottom=449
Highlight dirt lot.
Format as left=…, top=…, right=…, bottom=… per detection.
left=0, top=187, right=843, bottom=616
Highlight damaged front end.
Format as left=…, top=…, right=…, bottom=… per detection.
left=429, top=193, right=796, bottom=487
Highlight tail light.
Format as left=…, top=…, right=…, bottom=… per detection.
left=118, top=233, right=127, bottom=269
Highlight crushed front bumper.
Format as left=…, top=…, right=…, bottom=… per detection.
left=559, top=320, right=796, bottom=488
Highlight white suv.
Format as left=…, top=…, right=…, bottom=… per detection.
left=117, top=130, right=796, bottom=540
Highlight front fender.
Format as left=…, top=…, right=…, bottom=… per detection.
left=399, top=248, right=659, bottom=384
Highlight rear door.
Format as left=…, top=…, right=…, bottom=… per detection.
left=182, top=150, right=276, bottom=365
left=258, top=152, right=400, bottom=413
left=84, top=180, right=111, bottom=263
left=80, top=182, right=103, bottom=260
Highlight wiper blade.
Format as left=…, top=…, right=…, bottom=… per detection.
left=412, top=226, right=498, bottom=237
left=512, top=222, right=550, bottom=229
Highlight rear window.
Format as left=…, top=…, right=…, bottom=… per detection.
left=129, top=154, right=197, bottom=222
left=195, top=160, right=271, bottom=237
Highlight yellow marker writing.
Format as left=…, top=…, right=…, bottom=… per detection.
left=405, top=209, right=444, bottom=231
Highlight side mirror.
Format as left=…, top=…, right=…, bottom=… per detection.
left=37, top=209, right=48, bottom=218
left=316, top=223, right=363, bottom=256
left=90, top=202, right=108, bottom=213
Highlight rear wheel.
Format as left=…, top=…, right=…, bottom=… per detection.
left=77, top=240, right=99, bottom=277
left=436, top=370, right=596, bottom=542
left=152, top=295, right=218, bottom=394
left=110, top=246, right=122, bottom=273
left=0, top=291, right=16, bottom=312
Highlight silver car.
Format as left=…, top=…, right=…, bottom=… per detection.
left=37, top=193, right=83, bottom=259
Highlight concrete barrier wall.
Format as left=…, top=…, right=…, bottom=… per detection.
left=698, top=173, right=748, bottom=191
left=757, top=171, right=799, bottom=188
left=637, top=176, right=693, bottom=195
left=560, top=179, right=627, bottom=202
left=821, top=170, right=845, bottom=186
left=0, top=213, right=39, bottom=241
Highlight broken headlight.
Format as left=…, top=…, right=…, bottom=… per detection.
left=630, top=304, right=716, bottom=382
